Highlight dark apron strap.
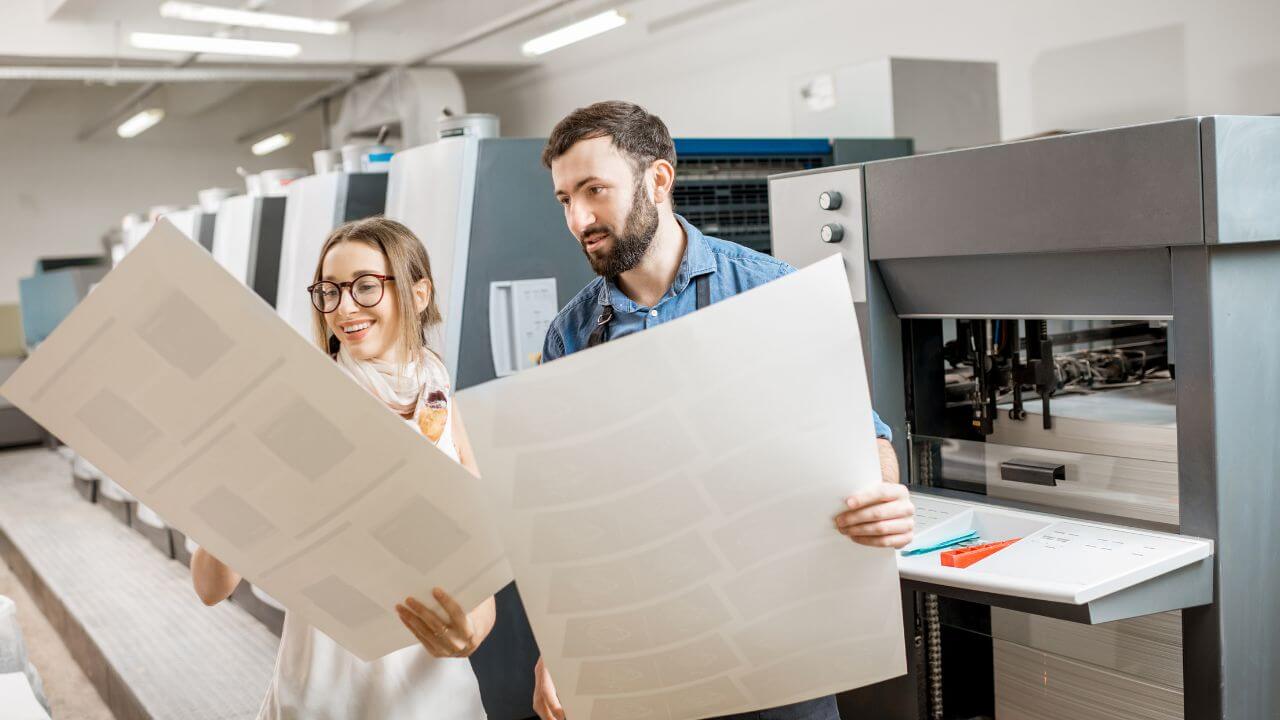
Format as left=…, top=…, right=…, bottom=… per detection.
left=587, top=274, right=711, bottom=349
left=694, top=272, right=710, bottom=310
left=585, top=304, right=613, bottom=348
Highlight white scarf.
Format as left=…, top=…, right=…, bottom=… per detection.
left=334, top=344, right=453, bottom=444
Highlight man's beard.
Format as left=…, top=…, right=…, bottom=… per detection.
left=580, top=180, right=659, bottom=278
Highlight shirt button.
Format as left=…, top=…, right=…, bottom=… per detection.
left=649, top=309, right=658, bottom=317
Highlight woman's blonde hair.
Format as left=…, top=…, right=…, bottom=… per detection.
left=310, top=216, right=443, bottom=364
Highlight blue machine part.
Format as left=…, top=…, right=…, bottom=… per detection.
left=672, top=138, right=835, bottom=255
left=673, top=137, right=834, bottom=157
left=669, top=137, right=913, bottom=255
left=19, top=266, right=106, bottom=348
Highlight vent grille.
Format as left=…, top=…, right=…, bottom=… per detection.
left=673, top=153, right=831, bottom=254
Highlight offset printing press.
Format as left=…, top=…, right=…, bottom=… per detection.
left=212, top=194, right=287, bottom=308
left=275, top=170, right=388, bottom=338
left=770, top=115, right=1280, bottom=720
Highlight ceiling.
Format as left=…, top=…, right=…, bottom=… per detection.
left=0, top=0, right=753, bottom=138
left=4, top=0, right=650, bottom=68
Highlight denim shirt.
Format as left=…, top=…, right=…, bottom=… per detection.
left=542, top=214, right=893, bottom=440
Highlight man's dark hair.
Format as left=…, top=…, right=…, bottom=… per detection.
left=541, top=101, right=676, bottom=172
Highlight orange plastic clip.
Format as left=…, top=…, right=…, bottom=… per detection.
left=941, top=538, right=1021, bottom=568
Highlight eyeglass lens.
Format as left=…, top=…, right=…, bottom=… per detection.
left=310, top=275, right=386, bottom=313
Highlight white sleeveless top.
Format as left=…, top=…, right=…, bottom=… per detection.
left=256, top=352, right=486, bottom=720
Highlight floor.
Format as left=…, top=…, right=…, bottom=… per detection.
left=0, top=447, right=278, bottom=720
left=0, top=554, right=112, bottom=719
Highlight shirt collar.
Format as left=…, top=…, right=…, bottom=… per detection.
left=595, top=214, right=717, bottom=309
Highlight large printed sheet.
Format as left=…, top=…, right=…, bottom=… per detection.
left=458, top=255, right=906, bottom=720
left=0, top=220, right=512, bottom=661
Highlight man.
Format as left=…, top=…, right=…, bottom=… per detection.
left=534, top=101, right=915, bottom=720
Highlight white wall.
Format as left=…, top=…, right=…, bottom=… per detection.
left=0, top=82, right=324, bottom=304
left=463, top=0, right=1280, bottom=140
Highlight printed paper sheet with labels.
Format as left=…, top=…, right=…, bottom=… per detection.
left=457, top=254, right=906, bottom=720
left=0, top=220, right=512, bottom=661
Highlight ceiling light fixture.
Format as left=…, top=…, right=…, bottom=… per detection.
left=130, top=31, right=302, bottom=58
left=117, top=108, right=166, bottom=138
left=159, top=1, right=349, bottom=35
left=521, top=9, right=626, bottom=57
left=252, top=132, right=294, bottom=156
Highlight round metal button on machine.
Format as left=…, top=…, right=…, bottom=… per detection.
left=818, top=190, right=842, bottom=210
left=820, top=223, right=844, bottom=243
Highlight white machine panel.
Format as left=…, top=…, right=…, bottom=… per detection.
left=212, top=194, right=256, bottom=285
left=161, top=209, right=199, bottom=241
left=385, top=137, right=477, bottom=378
left=123, top=220, right=155, bottom=255
left=899, top=493, right=1212, bottom=605
left=487, top=278, right=558, bottom=377
left=277, top=173, right=344, bottom=338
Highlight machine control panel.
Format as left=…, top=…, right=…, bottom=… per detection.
left=769, top=165, right=867, bottom=302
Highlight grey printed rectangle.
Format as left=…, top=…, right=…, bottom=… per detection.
left=589, top=677, right=745, bottom=720
left=301, top=575, right=383, bottom=628
left=373, top=495, right=471, bottom=576
left=719, top=539, right=855, bottom=622
left=575, top=633, right=740, bottom=695
left=258, top=395, right=354, bottom=480
left=562, top=584, right=732, bottom=658
left=512, top=416, right=699, bottom=510
left=711, top=489, right=842, bottom=571
left=190, top=486, right=278, bottom=550
left=548, top=531, right=720, bottom=614
left=531, top=473, right=708, bottom=564
left=75, top=388, right=161, bottom=461
left=137, top=289, right=232, bottom=380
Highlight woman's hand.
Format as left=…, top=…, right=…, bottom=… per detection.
left=396, top=589, right=495, bottom=658
left=533, top=656, right=565, bottom=720
left=191, top=547, right=241, bottom=606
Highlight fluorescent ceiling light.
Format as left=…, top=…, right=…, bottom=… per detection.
left=117, top=108, right=165, bottom=138
left=522, top=9, right=626, bottom=56
left=130, top=31, right=301, bottom=58
left=159, top=2, right=349, bottom=35
left=252, top=132, right=294, bottom=156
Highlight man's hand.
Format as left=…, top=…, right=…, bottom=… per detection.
left=835, top=482, right=915, bottom=548
left=835, top=439, right=915, bottom=549
left=533, top=656, right=565, bottom=720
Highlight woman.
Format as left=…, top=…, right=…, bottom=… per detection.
left=191, top=217, right=494, bottom=719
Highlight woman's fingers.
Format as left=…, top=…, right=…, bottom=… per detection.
left=405, top=596, right=451, bottom=636
left=401, top=597, right=465, bottom=656
left=396, top=604, right=454, bottom=657
left=433, top=589, right=471, bottom=636
left=431, top=588, right=478, bottom=653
